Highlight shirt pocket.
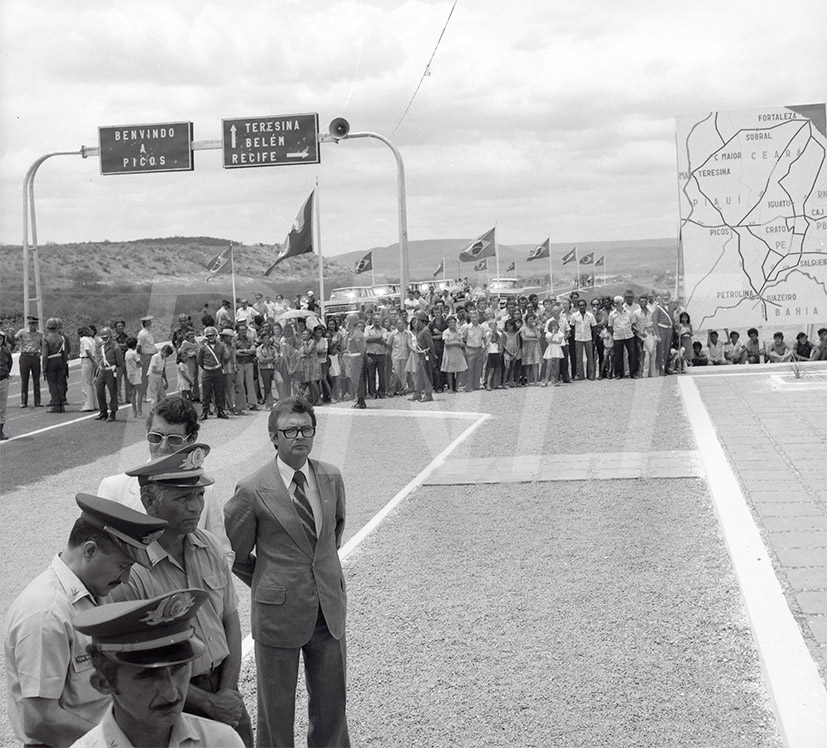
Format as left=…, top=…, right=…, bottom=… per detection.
left=202, top=573, right=226, bottom=592
left=254, top=585, right=286, bottom=605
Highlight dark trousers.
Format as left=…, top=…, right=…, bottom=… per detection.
left=567, top=331, right=577, bottom=376
left=187, top=357, right=201, bottom=399
left=19, top=353, right=41, bottom=406
left=559, top=346, right=571, bottom=383
left=45, top=360, right=67, bottom=408
left=255, top=608, right=349, bottom=748
left=200, top=368, right=225, bottom=415
left=613, top=337, right=638, bottom=378
left=348, top=354, right=366, bottom=403
left=415, top=354, right=433, bottom=395
left=365, top=353, right=386, bottom=396
left=95, top=369, right=118, bottom=416
left=593, top=333, right=605, bottom=374
left=575, top=340, right=595, bottom=380
left=189, top=664, right=254, bottom=747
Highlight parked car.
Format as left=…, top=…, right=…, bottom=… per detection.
left=488, top=277, right=528, bottom=300
left=325, top=286, right=377, bottom=317
left=371, top=283, right=400, bottom=306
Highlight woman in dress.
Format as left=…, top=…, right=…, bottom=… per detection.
left=519, top=312, right=541, bottom=385
left=440, top=316, right=468, bottom=392
left=299, top=328, right=320, bottom=404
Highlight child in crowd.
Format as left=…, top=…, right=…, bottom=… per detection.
left=176, top=350, right=193, bottom=400
left=767, top=332, right=792, bottom=362
left=599, top=326, right=614, bottom=379
left=502, top=319, right=521, bottom=388
left=484, top=319, right=502, bottom=390
left=542, top=318, right=565, bottom=386
left=124, top=337, right=143, bottom=418
left=724, top=331, right=748, bottom=364
left=745, top=327, right=763, bottom=364
left=691, top=341, right=708, bottom=366
left=677, top=312, right=693, bottom=372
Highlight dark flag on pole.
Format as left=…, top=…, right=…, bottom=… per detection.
left=505, top=260, right=515, bottom=272
left=474, top=258, right=488, bottom=271
left=206, top=245, right=233, bottom=277
left=432, top=260, right=444, bottom=278
left=354, top=251, right=373, bottom=275
left=527, top=238, right=550, bottom=261
left=580, top=252, right=594, bottom=265
left=562, top=247, right=577, bottom=265
left=594, top=255, right=605, bottom=266
left=264, top=190, right=315, bottom=276
left=459, top=227, right=496, bottom=262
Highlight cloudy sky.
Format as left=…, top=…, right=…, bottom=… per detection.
left=1, top=0, right=824, bottom=256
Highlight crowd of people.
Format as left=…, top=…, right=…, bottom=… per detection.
left=2, top=287, right=826, bottom=439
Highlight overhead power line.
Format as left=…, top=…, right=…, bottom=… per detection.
left=390, top=0, right=458, bottom=136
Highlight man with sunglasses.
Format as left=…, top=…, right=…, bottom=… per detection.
left=96, top=395, right=233, bottom=564
left=225, top=396, right=350, bottom=747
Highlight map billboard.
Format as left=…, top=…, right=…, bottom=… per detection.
left=677, top=104, right=826, bottom=329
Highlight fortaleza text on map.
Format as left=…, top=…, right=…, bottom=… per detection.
left=676, top=104, right=827, bottom=329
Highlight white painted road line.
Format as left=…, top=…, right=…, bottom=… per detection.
left=678, top=376, right=827, bottom=747
left=240, top=410, right=491, bottom=661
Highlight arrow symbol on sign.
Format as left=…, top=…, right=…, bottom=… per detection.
left=230, top=125, right=237, bottom=149
left=286, top=147, right=309, bottom=159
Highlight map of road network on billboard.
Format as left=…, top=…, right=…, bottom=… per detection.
left=677, top=103, right=827, bottom=329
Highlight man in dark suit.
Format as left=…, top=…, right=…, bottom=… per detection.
left=224, top=397, right=349, bottom=747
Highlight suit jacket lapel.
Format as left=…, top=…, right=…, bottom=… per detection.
left=257, top=461, right=314, bottom=559
left=308, top=460, right=333, bottom=536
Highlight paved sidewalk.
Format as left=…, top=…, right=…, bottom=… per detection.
left=694, top=370, right=827, bottom=683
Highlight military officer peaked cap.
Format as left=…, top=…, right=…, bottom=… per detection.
left=126, top=442, right=215, bottom=488
left=26, top=315, right=39, bottom=322
left=73, top=588, right=207, bottom=667
left=75, top=493, right=167, bottom=568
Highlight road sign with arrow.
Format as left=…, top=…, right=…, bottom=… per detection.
left=221, top=113, right=320, bottom=168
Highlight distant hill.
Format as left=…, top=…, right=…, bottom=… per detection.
left=338, top=237, right=678, bottom=289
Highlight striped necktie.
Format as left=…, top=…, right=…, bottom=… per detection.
left=291, top=471, right=316, bottom=547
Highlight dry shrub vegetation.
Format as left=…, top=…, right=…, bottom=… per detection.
left=0, top=238, right=352, bottom=354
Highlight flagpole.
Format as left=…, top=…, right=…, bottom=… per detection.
left=442, top=257, right=446, bottom=282
left=230, top=244, right=237, bottom=316
left=494, top=223, right=500, bottom=285
left=314, top=182, right=325, bottom=320
left=548, top=241, right=554, bottom=298
left=574, top=246, right=581, bottom=290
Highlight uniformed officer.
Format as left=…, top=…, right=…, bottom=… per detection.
left=42, top=317, right=70, bottom=413
left=16, top=315, right=43, bottom=408
left=69, top=589, right=243, bottom=747
left=106, top=443, right=253, bottom=745
left=4, top=495, right=168, bottom=747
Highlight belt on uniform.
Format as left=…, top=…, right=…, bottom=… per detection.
left=21, top=351, right=39, bottom=355
left=466, top=346, right=483, bottom=349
